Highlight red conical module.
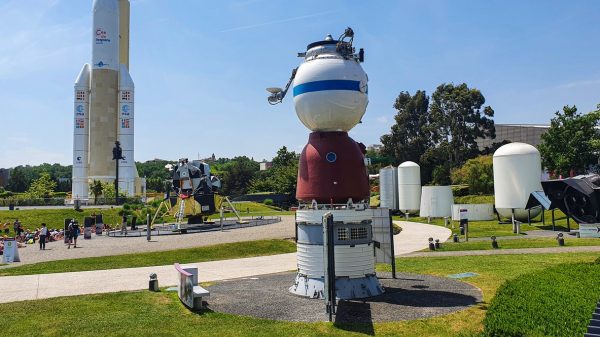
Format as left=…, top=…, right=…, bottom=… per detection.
left=296, top=132, right=370, bottom=203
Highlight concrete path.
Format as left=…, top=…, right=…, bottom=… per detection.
left=403, top=245, right=600, bottom=257
left=0, top=253, right=297, bottom=304
left=468, top=229, right=573, bottom=242
left=393, top=220, right=452, bottom=255
left=2, top=216, right=295, bottom=266
left=0, top=221, right=452, bottom=304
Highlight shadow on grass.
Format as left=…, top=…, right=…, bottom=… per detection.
left=334, top=300, right=375, bottom=336
left=534, top=225, right=571, bottom=232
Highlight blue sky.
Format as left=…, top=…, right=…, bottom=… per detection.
left=0, top=0, right=599, bottom=168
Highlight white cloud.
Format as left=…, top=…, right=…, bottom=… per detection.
left=220, top=10, right=337, bottom=33
left=556, top=79, right=600, bottom=90
left=376, top=116, right=389, bottom=124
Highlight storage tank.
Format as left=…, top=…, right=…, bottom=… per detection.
left=493, top=142, right=543, bottom=221
left=419, top=186, right=453, bottom=218
left=379, top=166, right=398, bottom=210
left=398, top=161, right=421, bottom=214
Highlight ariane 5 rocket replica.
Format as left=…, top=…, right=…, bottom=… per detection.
left=72, top=0, right=143, bottom=200
left=268, top=28, right=384, bottom=299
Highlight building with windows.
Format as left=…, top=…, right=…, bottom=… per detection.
left=476, top=124, right=550, bottom=150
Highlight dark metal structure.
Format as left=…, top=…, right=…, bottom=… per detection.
left=541, top=174, right=600, bottom=224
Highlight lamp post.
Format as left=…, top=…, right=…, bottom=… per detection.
left=112, top=141, right=124, bottom=205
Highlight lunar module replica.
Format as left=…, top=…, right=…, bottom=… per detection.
left=268, top=28, right=385, bottom=300
left=170, top=158, right=221, bottom=226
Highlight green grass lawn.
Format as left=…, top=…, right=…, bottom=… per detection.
left=0, top=203, right=293, bottom=233
left=0, top=208, right=123, bottom=232
left=483, top=259, right=600, bottom=337
left=397, top=208, right=575, bottom=238
left=0, top=252, right=597, bottom=336
left=422, top=237, right=600, bottom=252
left=0, top=239, right=296, bottom=277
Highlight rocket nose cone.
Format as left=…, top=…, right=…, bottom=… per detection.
left=93, top=0, right=119, bottom=11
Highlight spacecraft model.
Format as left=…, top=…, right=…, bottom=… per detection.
left=542, top=174, right=600, bottom=224
left=72, top=0, right=144, bottom=200
left=268, top=28, right=384, bottom=299
left=170, top=158, right=221, bottom=225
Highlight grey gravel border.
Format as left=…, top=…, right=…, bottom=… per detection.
left=205, top=271, right=483, bottom=323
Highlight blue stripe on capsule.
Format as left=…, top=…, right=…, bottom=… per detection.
left=293, top=80, right=361, bottom=96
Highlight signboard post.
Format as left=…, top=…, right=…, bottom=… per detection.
left=372, top=208, right=396, bottom=279
left=322, top=212, right=336, bottom=322
left=2, top=238, right=20, bottom=263
left=95, top=214, right=104, bottom=235
left=460, top=209, right=469, bottom=242
left=84, top=216, right=94, bottom=240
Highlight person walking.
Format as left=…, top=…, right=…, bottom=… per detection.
left=67, top=220, right=74, bottom=249
left=13, top=219, right=20, bottom=235
left=71, top=221, right=80, bottom=248
left=39, top=223, right=48, bottom=250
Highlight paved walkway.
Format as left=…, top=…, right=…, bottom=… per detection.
left=404, top=245, right=600, bottom=257
left=468, top=229, right=574, bottom=242
left=0, top=220, right=450, bottom=303
left=2, top=216, right=296, bottom=266
left=393, top=220, right=452, bottom=255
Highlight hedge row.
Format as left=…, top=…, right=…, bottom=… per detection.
left=483, top=258, right=600, bottom=337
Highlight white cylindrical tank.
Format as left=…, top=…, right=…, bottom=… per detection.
left=419, top=186, right=453, bottom=218
left=493, top=142, right=543, bottom=221
left=398, top=161, right=421, bottom=214
left=379, top=166, right=398, bottom=210
left=293, top=37, right=368, bottom=132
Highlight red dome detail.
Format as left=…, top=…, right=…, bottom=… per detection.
left=296, top=132, right=370, bottom=203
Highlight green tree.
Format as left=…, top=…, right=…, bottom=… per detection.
left=89, top=180, right=104, bottom=202
left=381, top=90, right=432, bottom=165
left=219, top=156, right=259, bottom=196
left=24, top=172, right=57, bottom=199
left=380, top=84, right=495, bottom=184
left=451, top=155, right=494, bottom=194
left=538, top=105, right=600, bottom=177
left=429, top=83, right=495, bottom=169
left=271, top=146, right=296, bottom=168
left=249, top=146, right=299, bottom=196
left=7, top=166, right=28, bottom=192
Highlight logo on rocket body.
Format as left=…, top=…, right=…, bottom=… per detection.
left=95, top=28, right=111, bottom=44
left=94, top=61, right=109, bottom=68
left=76, top=105, right=85, bottom=116
left=122, top=105, right=130, bottom=115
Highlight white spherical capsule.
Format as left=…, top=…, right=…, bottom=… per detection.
left=293, top=41, right=368, bottom=132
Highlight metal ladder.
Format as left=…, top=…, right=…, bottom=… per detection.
left=176, top=198, right=186, bottom=228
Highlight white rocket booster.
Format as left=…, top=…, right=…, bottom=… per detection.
left=72, top=64, right=91, bottom=200
left=118, top=64, right=135, bottom=196
left=72, top=0, right=138, bottom=200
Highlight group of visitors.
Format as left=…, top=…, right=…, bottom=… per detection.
left=0, top=218, right=85, bottom=254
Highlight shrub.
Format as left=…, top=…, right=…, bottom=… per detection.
left=483, top=261, right=600, bottom=337
left=451, top=155, right=493, bottom=195
left=263, top=198, right=274, bottom=206
left=451, top=185, right=470, bottom=197
left=454, top=195, right=494, bottom=204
